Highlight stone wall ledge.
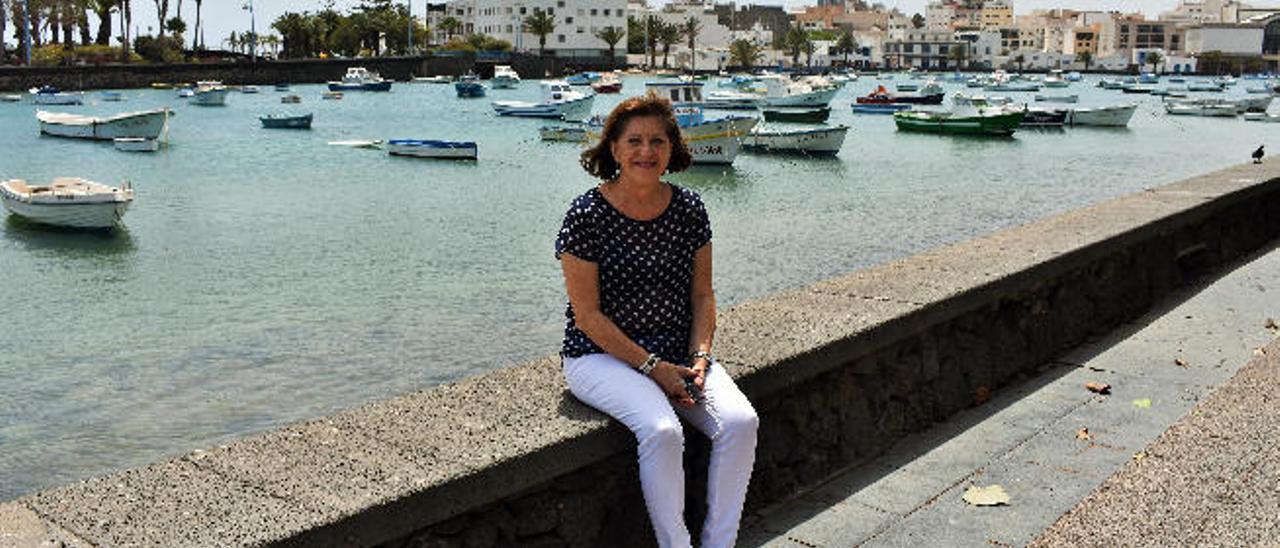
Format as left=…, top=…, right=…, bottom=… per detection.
left=4, top=161, right=1279, bottom=547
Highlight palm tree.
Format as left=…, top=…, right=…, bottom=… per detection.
left=947, top=43, right=967, bottom=70
left=522, top=10, right=554, bottom=55
left=1013, top=53, right=1025, bottom=72
left=151, top=0, right=168, bottom=36
left=643, top=15, right=659, bottom=68
left=655, top=20, right=679, bottom=68
left=438, top=16, right=460, bottom=42
left=680, top=16, right=700, bottom=72
left=1077, top=50, right=1092, bottom=72
left=835, top=30, right=855, bottom=66
left=594, top=25, right=624, bottom=63
left=729, top=38, right=762, bottom=69
left=226, top=30, right=239, bottom=52
left=784, top=26, right=807, bottom=67
left=120, top=0, right=132, bottom=60
left=192, top=0, right=201, bottom=49
left=88, top=0, right=113, bottom=45
left=1145, top=50, right=1163, bottom=74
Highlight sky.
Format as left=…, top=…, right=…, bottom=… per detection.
left=14, top=0, right=1280, bottom=50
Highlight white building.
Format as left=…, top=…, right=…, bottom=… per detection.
left=627, top=1, right=774, bottom=71
left=1184, top=22, right=1264, bottom=54
left=1159, top=0, right=1242, bottom=25
left=443, top=0, right=629, bottom=56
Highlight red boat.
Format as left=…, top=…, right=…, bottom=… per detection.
left=856, top=84, right=944, bottom=105
left=591, top=77, right=622, bottom=94
left=856, top=85, right=898, bottom=105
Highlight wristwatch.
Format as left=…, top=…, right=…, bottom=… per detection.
left=638, top=353, right=660, bottom=376
left=690, top=350, right=715, bottom=366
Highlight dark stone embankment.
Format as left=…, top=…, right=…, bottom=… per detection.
left=1, top=161, right=1278, bottom=547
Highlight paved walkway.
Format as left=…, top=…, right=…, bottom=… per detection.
left=739, top=242, right=1280, bottom=548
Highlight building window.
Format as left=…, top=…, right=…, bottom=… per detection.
left=557, top=1, right=564, bottom=7
left=577, top=8, right=583, bottom=15
left=566, top=16, right=573, bottom=24
left=591, top=8, right=598, bottom=16
left=558, top=34, right=565, bottom=43
left=604, top=9, right=611, bottom=16
left=506, top=24, right=513, bottom=33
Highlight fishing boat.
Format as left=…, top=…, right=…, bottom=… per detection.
left=742, top=125, right=848, bottom=155
left=565, top=72, right=598, bottom=86
left=1186, top=81, right=1225, bottom=92
left=99, top=91, right=125, bottom=102
left=0, top=177, right=133, bottom=229
left=113, top=137, right=160, bottom=152
left=539, top=125, right=589, bottom=142
left=1066, top=104, right=1137, bottom=127
left=1164, top=102, right=1238, bottom=117
left=321, top=91, right=344, bottom=100
left=637, top=82, right=756, bottom=164
left=893, top=98, right=1026, bottom=136
left=191, top=82, right=229, bottom=106
left=177, top=87, right=196, bottom=98
left=1042, top=71, right=1069, bottom=88
left=281, top=94, right=301, bottom=104
left=455, top=74, right=487, bottom=98
left=492, top=65, right=521, bottom=89
left=852, top=86, right=910, bottom=113
left=492, top=80, right=595, bottom=121
left=36, top=108, right=171, bottom=140
left=411, top=75, right=451, bottom=84
left=30, top=86, right=83, bottom=105
left=761, top=106, right=831, bottom=123
left=1, top=94, right=22, bottom=102
left=386, top=139, right=478, bottom=160
left=328, top=67, right=393, bottom=92
left=1021, top=108, right=1068, bottom=127
left=757, top=74, right=839, bottom=107
left=1244, top=112, right=1280, bottom=122
left=702, top=90, right=762, bottom=109
left=241, top=85, right=261, bottom=94
left=590, top=73, right=623, bottom=94
left=274, top=83, right=291, bottom=91
left=259, top=113, right=314, bottom=129
left=894, top=81, right=946, bottom=104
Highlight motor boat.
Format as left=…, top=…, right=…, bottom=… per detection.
left=328, top=67, right=393, bottom=92
left=387, top=139, right=478, bottom=160
left=0, top=177, right=133, bottom=229
left=492, top=81, right=595, bottom=121
left=36, top=108, right=171, bottom=140
left=491, top=66, right=521, bottom=89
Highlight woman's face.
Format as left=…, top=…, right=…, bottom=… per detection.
left=610, top=115, right=672, bottom=181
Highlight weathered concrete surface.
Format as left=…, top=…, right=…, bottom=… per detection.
left=1033, top=337, right=1280, bottom=547
left=2, top=160, right=1279, bottom=547
left=740, top=240, right=1280, bottom=547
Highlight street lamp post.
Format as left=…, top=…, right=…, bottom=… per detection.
left=243, top=0, right=257, bottom=62
left=407, top=0, right=413, bottom=53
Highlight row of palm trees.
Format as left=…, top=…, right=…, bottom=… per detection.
left=3, top=0, right=210, bottom=62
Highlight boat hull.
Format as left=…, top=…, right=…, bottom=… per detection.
left=32, top=93, right=83, bottom=105
left=762, top=107, right=831, bottom=123
left=455, top=82, right=487, bottom=98
left=260, top=114, right=314, bottom=129
left=743, top=126, right=848, bottom=155
left=113, top=137, right=160, bottom=152
left=327, top=81, right=392, bottom=92
left=0, top=180, right=132, bottom=229
left=762, top=86, right=839, bottom=108
left=387, top=139, right=477, bottom=159
left=1068, top=105, right=1137, bottom=127
left=37, top=109, right=170, bottom=140
left=492, top=94, right=595, bottom=121
left=852, top=103, right=910, bottom=114
left=893, top=110, right=1026, bottom=135
left=680, top=116, right=756, bottom=164
left=191, top=88, right=229, bottom=106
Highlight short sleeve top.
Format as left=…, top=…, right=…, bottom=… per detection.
left=555, top=183, right=712, bottom=363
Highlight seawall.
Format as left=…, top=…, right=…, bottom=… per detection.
left=2, top=161, right=1279, bottom=547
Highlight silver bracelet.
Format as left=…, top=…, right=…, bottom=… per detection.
left=691, top=350, right=715, bottom=366
left=638, top=353, right=660, bottom=376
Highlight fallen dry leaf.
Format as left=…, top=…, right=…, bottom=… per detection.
left=963, top=484, right=1011, bottom=507
left=1175, top=358, right=1189, bottom=368
left=1075, top=427, right=1092, bottom=441
left=1133, top=398, right=1152, bottom=409
left=974, top=386, right=992, bottom=405
left=1085, top=382, right=1111, bottom=395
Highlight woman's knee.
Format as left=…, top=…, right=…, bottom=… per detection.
left=637, top=417, right=685, bottom=449
left=720, top=406, right=759, bottom=440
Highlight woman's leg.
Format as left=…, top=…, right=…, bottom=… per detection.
left=676, top=362, right=759, bottom=548
left=564, top=354, right=692, bottom=548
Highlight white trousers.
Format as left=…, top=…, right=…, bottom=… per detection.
left=564, top=353, right=759, bottom=548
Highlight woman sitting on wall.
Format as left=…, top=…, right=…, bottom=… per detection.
left=555, top=92, right=759, bottom=548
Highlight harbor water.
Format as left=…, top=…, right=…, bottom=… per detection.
left=0, top=74, right=1272, bottom=500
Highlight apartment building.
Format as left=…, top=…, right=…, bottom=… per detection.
left=884, top=29, right=964, bottom=68
left=1116, top=16, right=1184, bottom=54
left=1159, top=0, right=1241, bottom=25
left=925, top=0, right=1009, bottom=31
left=981, top=0, right=1013, bottom=28
left=1184, top=21, right=1264, bottom=54
left=441, top=0, right=628, bottom=56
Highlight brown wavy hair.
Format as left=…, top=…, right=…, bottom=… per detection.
left=580, top=91, right=693, bottom=180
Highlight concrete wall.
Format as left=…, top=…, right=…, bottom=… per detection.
left=0, top=55, right=573, bottom=92
left=3, top=162, right=1279, bottom=547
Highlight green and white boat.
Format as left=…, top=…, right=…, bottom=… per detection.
left=892, top=98, right=1026, bottom=136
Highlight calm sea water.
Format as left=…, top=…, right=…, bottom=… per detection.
left=0, top=74, right=1272, bottom=500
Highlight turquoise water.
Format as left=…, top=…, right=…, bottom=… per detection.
left=0, top=75, right=1272, bottom=500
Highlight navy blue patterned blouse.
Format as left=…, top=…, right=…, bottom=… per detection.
left=556, top=184, right=712, bottom=363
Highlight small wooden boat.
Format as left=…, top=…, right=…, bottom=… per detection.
left=492, top=66, right=521, bottom=89
left=412, top=75, right=451, bottom=84
left=590, top=73, right=623, bottom=94
left=99, top=91, right=126, bottom=102
left=1021, top=108, right=1068, bottom=127
left=493, top=81, right=595, bottom=121
left=259, top=113, right=314, bottom=129
left=322, top=91, right=344, bottom=100
left=743, top=125, right=848, bottom=155
left=761, top=107, right=831, bottom=123
left=281, top=94, right=302, bottom=104
left=191, top=82, right=229, bottom=106
left=853, top=86, right=910, bottom=114
left=387, top=139, right=478, bottom=160
left=893, top=99, right=1025, bottom=136
left=1244, top=112, right=1280, bottom=122
left=328, top=139, right=384, bottom=149
left=37, top=108, right=171, bottom=140
left=30, top=86, right=83, bottom=105
left=0, top=177, right=133, bottom=229
left=113, top=137, right=160, bottom=152
left=240, top=85, right=261, bottom=94
left=274, top=83, right=291, bottom=92
left=1067, top=104, right=1137, bottom=127
left=1034, top=94, right=1078, bottom=103
left=2, top=94, right=23, bottom=102
left=328, top=67, right=393, bottom=92
left=455, top=74, right=487, bottom=98
left=1164, top=102, right=1238, bottom=117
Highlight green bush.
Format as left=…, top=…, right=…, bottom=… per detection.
left=134, top=35, right=186, bottom=63
left=31, top=44, right=75, bottom=66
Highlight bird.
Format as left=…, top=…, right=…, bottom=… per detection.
left=1254, top=145, right=1265, bottom=164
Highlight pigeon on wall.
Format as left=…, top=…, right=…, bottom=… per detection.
left=1254, top=145, right=1265, bottom=164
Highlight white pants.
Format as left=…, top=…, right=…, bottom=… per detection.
left=564, top=353, right=759, bottom=548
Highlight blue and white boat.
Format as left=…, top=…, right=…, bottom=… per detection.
left=99, top=91, right=125, bottom=102
left=328, top=67, right=393, bottom=92
left=387, top=139, right=477, bottom=160
left=492, top=65, right=521, bottom=89
left=492, top=81, right=594, bottom=121
left=639, top=82, right=756, bottom=164
left=455, top=74, right=487, bottom=98
left=30, top=86, right=83, bottom=105
left=564, top=72, right=598, bottom=85
left=259, top=113, right=314, bottom=129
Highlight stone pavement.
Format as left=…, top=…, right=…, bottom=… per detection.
left=739, top=242, right=1280, bottom=548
